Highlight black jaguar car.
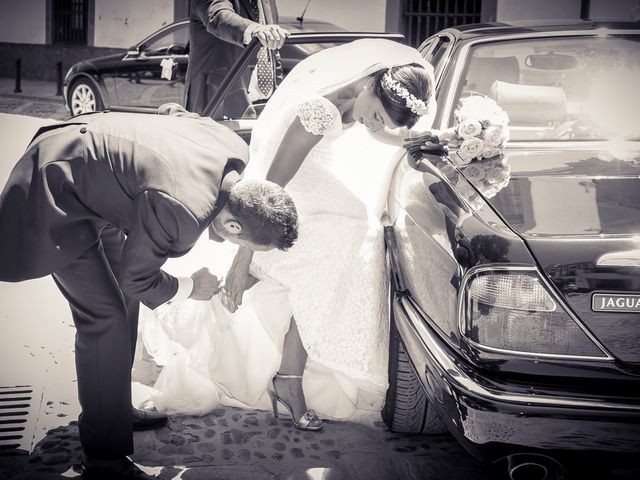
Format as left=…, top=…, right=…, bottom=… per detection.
left=381, top=20, right=640, bottom=479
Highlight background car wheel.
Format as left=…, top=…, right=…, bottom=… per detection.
left=68, top=79, right=103, bottom=116
left=382, top=305, right=447, bottom=434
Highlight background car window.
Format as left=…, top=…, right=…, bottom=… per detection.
left=142, top=25, right=189, bottom=56
left=451, top=35, right=640, bottom=141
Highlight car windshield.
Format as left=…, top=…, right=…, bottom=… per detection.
left=452, top=34, right=640, bottom=141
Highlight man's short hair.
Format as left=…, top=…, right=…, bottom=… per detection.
left=227, top=180, right=298, bottom=250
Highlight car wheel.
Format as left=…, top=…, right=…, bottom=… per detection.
left=382, top=300, right=447, bottom=434
left=68, top=79, right=103, bottom=116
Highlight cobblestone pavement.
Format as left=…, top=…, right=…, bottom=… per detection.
left=0, top=96, right=69, bottom=120
left=0, top=410, right=490, bottom=480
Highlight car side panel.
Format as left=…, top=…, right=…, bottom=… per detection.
left=387, top=157, right=465, bottom=346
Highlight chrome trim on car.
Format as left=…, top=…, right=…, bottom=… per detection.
left=457, top=264, right=613, bottom=360
left=437, top=29, right=640, bottom=131
left=596, top=249, right=640, bottom=267
left=399, top=296, right=640, bottom=411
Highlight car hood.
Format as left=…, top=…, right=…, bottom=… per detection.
left=73, top=52, right=125, bottom=72
left=479, top=144, right=640, bottom=365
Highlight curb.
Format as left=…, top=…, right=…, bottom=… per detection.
left=0, top=93, right=65, bottom=104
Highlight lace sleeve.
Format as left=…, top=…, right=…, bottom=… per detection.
left=295, top=97, right=339, bottom=136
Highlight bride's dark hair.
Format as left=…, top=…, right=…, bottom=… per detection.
left=373, top=63, right=432, bottom=128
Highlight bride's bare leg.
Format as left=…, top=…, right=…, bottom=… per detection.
left=274, top=317, right=310, bottom=419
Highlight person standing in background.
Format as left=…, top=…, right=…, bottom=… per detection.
left=185, top=0, right=289, bottom=116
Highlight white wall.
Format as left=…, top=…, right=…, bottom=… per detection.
left=497, top=0, right=581, bottom=21
left=94, top=0, right=174, bottom=48
left=277, top=0, right=387, bottom=31
left=0, top=0, right=47, bottom=44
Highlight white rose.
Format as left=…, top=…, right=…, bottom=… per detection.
left=458, top=138, right=485, bottom=161
left=457, top=120, right=483, bottom=139
left=483, top=186, right=499, bottom=198
left=463, top=164, right=486, bottom=181
left=482, top=147, right=502, bottom=159
left=456, top=182, right=476, bottom=199
left=485, top=166, right=510, bottom=184
left=483, top=126, right=506, bottom=147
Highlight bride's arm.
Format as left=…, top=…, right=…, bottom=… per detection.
left=223, top=118, right=322, bottom=311
left=223, top=246, right=257, bottom=312
left=266, top=116, right=323, bottom=187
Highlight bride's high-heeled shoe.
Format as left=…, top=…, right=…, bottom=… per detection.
left=267, top=373, right=323, bottom=431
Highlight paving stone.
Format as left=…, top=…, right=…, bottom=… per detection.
left=196, top=443, right=215, bottom=453
left=158, top=445, right=178, bottom=455
left=177, top=444, right=195, bottom=455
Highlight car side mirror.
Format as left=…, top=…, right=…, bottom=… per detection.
left=126, top=47, right=141, bottom=57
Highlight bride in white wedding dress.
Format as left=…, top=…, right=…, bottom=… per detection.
left=141, top=38, right=436, bottom=428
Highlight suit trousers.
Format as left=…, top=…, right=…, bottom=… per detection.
left=52, top=225, right=139, bottom=459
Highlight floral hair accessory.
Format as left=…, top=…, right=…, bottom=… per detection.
left=382, top=69, right=429, bottom=116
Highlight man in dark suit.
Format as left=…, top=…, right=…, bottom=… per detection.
left=0, top=105, right=298, bottom=479
left=185, top=0, right=288, bottom=115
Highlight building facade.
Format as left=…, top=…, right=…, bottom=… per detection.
left=0, top=0, right=637, bottom=81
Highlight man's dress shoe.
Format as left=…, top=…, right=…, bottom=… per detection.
left=81, top=455, right=154, bottom=479
left=132, top=406, right=167, bottom=430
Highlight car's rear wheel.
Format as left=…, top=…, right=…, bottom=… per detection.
left=382, top=298, right=446, bottom=434
left=68, top=79, right=103, bottom=116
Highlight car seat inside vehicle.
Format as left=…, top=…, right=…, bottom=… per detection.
left=463, top=55, right=520, bottom=95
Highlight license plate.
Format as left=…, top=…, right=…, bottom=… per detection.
left=592, top=293, right=640, bottom=313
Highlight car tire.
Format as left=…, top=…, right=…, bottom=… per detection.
left=382, top=301, right=447, bottom=434
left=68, top=78, right=103, bottom=116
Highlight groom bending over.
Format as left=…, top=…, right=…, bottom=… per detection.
left=0, top=104, right=297, bottom=479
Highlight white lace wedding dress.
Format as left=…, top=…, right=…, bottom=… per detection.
left=141, top=39, right=435, bottom=420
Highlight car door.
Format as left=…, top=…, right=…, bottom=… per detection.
left=113, top=22, right=189, bottom=108
left=204, top=32, right=405, bottom=144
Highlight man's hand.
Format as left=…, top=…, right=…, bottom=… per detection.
left=189, top=267, right=221, bottom=300
left=251, top=24, right=289, bottom=50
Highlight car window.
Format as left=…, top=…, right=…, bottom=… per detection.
left=215, top=41, right=340, bottom=121
left=142, top=24, right=189, bottom=56
left=451, top=35, right=640, bottom=141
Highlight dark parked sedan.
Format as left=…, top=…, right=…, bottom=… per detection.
left=62, top=17, right=344, bottom=116
left=382, top=20, right=640, bottom=479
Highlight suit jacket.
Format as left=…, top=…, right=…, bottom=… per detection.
left=0, top=109, right=248, bottom=309
left=185, top=0, right=278, bottom=114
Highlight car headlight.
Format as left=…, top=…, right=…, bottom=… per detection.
left=461, top=267, right=606, bottom=358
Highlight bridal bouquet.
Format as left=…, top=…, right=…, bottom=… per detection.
left=433, top=154, right=511, bottom=211
left=405, top=95, right=510, bottom=165
left=456, top=155, right=511, bottom=201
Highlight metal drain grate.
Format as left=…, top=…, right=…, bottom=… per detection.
left=0, top=385, right=39, bottom=454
